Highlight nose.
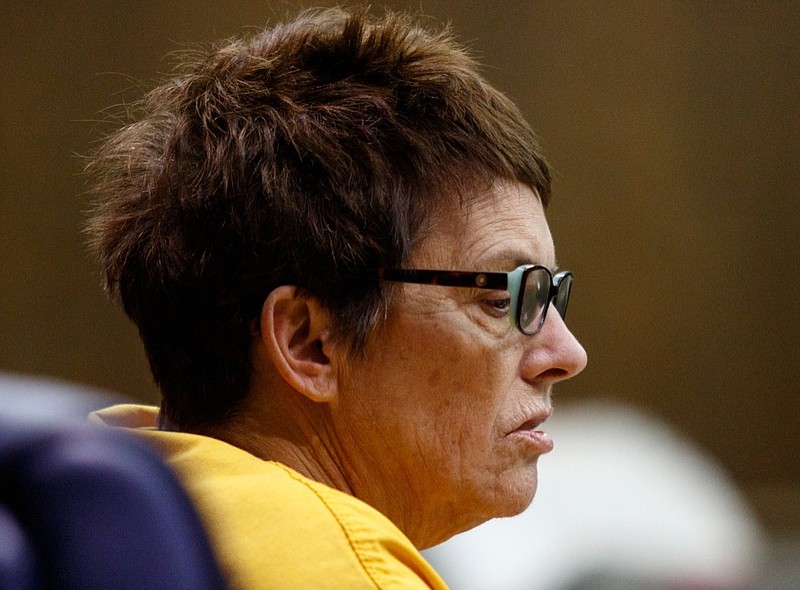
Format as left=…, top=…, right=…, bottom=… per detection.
left=520, top=303, right=588, bottom=385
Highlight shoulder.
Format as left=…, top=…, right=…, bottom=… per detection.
left=281, top=466, right=447, bottom=589
left=103, top=413, right=446, bottom=590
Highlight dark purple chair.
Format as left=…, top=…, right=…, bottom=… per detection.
left=0, top=375, right=227, bottom=589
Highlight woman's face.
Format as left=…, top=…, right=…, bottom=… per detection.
left=331, top=180, right=587, bottom=548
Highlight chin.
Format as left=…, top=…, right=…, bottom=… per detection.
left=491, top=468, right=540, bottom=519
left=446, top=485, right=537, bottom=543
left=436, top=464, right=540, bottom=541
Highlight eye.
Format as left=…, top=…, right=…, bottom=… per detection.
left=482, top=296, right=511, bottom=316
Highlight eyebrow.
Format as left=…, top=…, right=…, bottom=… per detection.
left=474, top=250, right=559, bottom=273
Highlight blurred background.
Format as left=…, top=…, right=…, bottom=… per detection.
left=2, top=0, right=798, bottom=584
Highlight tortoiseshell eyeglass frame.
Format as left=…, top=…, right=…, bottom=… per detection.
left=375, top=264, right=572, bottom=335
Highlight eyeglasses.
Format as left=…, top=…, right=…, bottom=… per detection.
left=375, top=264, right=572, bottom=335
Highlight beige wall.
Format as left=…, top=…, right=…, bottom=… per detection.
left=2, top=1, right=798, bottom=535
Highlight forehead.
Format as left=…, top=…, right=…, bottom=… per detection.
left=413, top=180, right=555, bottom=270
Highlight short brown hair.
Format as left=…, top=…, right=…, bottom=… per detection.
left=87, top=7, right=551, bottom=430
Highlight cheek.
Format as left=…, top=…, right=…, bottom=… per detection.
left=353, top=314, right=521, bottom=446
left=418, top=337, right=518, bottom=442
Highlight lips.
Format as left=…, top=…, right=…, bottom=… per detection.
left=509, top=408, right=554, bottom=454
left=511, top=407, right=553, bottom=434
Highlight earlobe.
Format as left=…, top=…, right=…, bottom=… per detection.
left=259, top=286, right=338, bottom=403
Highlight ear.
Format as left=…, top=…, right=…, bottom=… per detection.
left=259, top=286, right=339, bottom=403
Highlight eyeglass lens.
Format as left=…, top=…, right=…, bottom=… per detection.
left=553, top=273, right=571, bottom=318
left=520, top=268, right=572, bottom=334
left=520, top=268, right=550, bottom=333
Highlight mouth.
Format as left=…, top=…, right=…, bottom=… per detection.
left=508, top=408, right=554, bottom=454
left=512, top=407, right=553, bottom=433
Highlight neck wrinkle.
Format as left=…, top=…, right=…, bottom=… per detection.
left=204, top=392, right=355, bottom=498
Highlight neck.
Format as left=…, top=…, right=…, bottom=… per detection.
left=202, top=383, right=353, bottom=497
left=199, top=376, right=461, bottom=549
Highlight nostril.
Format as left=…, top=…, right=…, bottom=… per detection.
left=539, top=368, right=569, bottom=381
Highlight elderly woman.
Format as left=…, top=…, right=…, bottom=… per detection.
left=88, top=7, right=586, bottom=589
